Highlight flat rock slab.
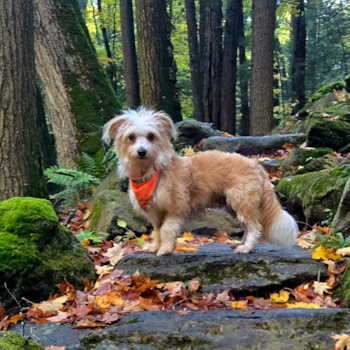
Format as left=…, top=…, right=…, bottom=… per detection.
left=202, top=134, right=306, bottom=156
left=117, top=243, right=326, bottom=294
left=14, top=309, right=350, bottom=349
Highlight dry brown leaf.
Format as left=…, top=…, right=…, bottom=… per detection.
left=188, top=280, right=201, bottom=293
left=331, top=334, right=350, bottom=349
left=36, top=296, right=68, bottom=312
left=102, top=244, right=125, bottom=266
left=313, top=281, right=332, bottom=296
left=336, top=247, right=350, bottom=256
left=46, top=311, right=69, bottom=323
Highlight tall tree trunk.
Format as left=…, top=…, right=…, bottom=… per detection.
left=238, top=0, right=249, bottom=136
left=78, top=0, right=87, bottom=10
left=0, top=0, right=47, bottom=201
left=202, top=0, right=222, bottom=129
left=34, top=0, right=119, bottom=167
left=291, top=0, right=306, bottom=115
left=185, top=0, right=204, bottom=121
left=97, top=0, right=117, bottom=93
left=221, top=0, right=240, bottom=134
left=136, top=0, right=182, bottom=122
left=250, top=0, right=277, bottom=136
left=120, top=0, right=140, bottom=109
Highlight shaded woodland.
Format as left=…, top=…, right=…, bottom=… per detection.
left=0, top=0, right=350, bottom=200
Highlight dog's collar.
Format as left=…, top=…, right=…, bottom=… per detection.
left=129, top=168, right=162, bottom=211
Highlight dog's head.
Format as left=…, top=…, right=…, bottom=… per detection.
left=103, top=107, right=177, bottom=178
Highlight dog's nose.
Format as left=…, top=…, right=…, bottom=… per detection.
left=138, top=148, right=147, bottom=158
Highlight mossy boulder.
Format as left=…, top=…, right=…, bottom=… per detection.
left=308, top=81, right=346, bottom=104
left=90, top=189, right=148, bottom=240
left=282, top=148, right=332, bottom=171
left=0, top=332, right=44, bottom=350
left=276, top=165, right=350, bottom=224
left=174, top=120, right=219, bottom=149
left=295, top=154, right=347, bottom=175
left=0, top=197, right=95, bottom=308
left=334, top=260, right=350, bottom=307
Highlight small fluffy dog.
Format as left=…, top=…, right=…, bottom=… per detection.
left=103, top=107, right=298, bottom=256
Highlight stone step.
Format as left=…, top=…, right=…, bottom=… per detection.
left=14, top=309, right=350, bottom=349
left=117, top=243, right=326, bottom=294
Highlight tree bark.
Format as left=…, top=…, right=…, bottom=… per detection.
left=221, top=0, right=240, bottom=134
left=136, top=0, right=181, bottom=122
left=185, top=0, right=204, bottom=121
left=202, top=0, right=222, bottom=130
left=97, top=0, right=117, bottom=93
left=34, top=0, right=119, bottom=167
left=0, top=0, right=47, bottom=201
left=250, top=0, right=277, bottom=136
left=120, top=0, right=140, bottom=109
left=291, top=0, right=306, bottom=115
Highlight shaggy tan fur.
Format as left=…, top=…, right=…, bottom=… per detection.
left=103, top=108, right=298, bottom=256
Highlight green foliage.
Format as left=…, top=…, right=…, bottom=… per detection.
left=76, top=231, right=108, bottom=245
left=313, top=231, right=350, bottom=251
left=45, top=147, right=118, bottom=207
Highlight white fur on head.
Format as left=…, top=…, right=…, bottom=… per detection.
left=102, top=107, right=177, bottom=179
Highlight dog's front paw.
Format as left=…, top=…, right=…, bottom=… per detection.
left=156, top=243, right=175, bottom=256
left=234, top=245, right=254, bottom=254
left=143, top=242, right=160, bottom=253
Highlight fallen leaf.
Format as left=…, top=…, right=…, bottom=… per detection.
left=313, top=281, right=332, bottom=296
left=216, top=289, right=231, bottom=303
left=36, top=296, right=68, bottom=312
left=103, top=244, right=125, bottom=266
left=46, top=311, right=69, bottom=323
left=95, top=265, right=113, bottom=276
left=271, top=290, right=290, bottom=303
left=102, top=312, right=120, bottom=324
left=139, top=297, right=163, bottom=311
left=285, top=302, right=324, bottom=309
left=183, top=147, right=195, bottom=156
left=297, top=237, right=314, bottom=249
left=231, top=301, right=248, bottom=310
left=336, top=247, right=350, bottom=256
left=73, top=319, right=105, bottom=328
left=312, top=245, right=342, bottom=261
left=331, top=334, right=350, bottom=350
left=45, top=346, right=66, bottom=350
left=0, top=303, right=5, bottom=321
left=183, top=232, right=194, bottom=242
left=188, top=280, right=201, bottom=293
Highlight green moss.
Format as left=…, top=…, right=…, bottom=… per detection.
left=276, top=165, right=350, bottom=207
left=0, top=233, right=41, bottom=272
left=310, top=81, right=346, bottom=103
left=55, top=0, right=120, bottom=155
left=283, top=148, right=332, bottom=171
left=334, top=259, right=350, bottom=306
left=38, top=226, right=95, bottom=283
left=0, top=332, right=45, bottom=350
left=0, top=197, right=58, bottom=246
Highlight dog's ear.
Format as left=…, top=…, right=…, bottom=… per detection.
left=153, top=111, right=177, bottom=140
left=102, top=115, right=128, bottom=144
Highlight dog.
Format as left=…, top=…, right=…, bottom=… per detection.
left=103, top=107, right=298, bottom=256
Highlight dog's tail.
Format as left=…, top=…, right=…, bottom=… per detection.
left=259, top=167, right=298, bottom=247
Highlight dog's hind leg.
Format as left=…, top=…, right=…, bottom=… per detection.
left=226, top=189, right=262, bottom=254
left=157, top=215, right=183, bottom=256
left=143, top=214, right=162, bottom=253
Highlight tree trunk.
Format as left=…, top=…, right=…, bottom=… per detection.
left=120, top=0, right=140, bottom=109
left=202, top=0, right=222, bottom=130
left=136, top=0, right=181, bottom=122
left=221, top=0, right=240, bottom=134
left=0, top=0, right=47, bottom=201
left=97, top=0, right=117, bottom=93
left=250, top=0, right=277, bottom=136
left=238, top=0, right=249, bottom=136
left=34, top=0, right=119, bottom=167
left=185, top=0, right=204, bottom=121
left=291, top=0, right=306, bottom=115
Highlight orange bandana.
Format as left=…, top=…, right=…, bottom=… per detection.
left=129, top=168, right=162, bottom=210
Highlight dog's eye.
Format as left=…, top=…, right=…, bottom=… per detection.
left=129, top=134, right=135, bottom=141
left=147, top=133, right=155, bottom=141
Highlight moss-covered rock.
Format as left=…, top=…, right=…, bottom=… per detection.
left=334, top=260, right=350, bottom=307
left=0, top=197, right=95, bottom=308
left=309, top=81, right=346, bottom=104
left=276, top=165, right=350, bottom=224
left=90, top=189, right=148, bottom=240
left=295, top=154, right=347, bottom=175
left=282, top=148, right=332, bottom=171
left=0, top=332, right=44, bottom=350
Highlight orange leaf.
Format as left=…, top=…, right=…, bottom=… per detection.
left=139, top=297, right=163, bottom=311
left=231, top=300, right=248, bottom=310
